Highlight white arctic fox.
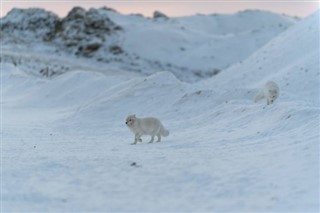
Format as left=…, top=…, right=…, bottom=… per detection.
left=255, top=81, right=280, bottom=105
left=125, top=114, right=169, bottom=145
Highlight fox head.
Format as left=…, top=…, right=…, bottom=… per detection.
left=269, top=89, right=279, bottom=100
left=125, top=114, right=136, bottom=126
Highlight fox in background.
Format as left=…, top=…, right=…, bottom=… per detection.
left=255, top=81, right=280, bottom=105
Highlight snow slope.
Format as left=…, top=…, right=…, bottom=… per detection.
left=117, top=10, right=297, bottom=70
left=1, top=10, right=319, bottom=212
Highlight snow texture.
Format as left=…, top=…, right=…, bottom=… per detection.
left=1, top=7, right=319, bottom=212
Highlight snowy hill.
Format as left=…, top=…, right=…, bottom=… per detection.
left=1, top=7, right=297, bottom=82
left=2, top=8, right=319, bottom=212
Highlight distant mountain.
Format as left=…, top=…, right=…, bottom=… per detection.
left=0, top=7, right=298, bottom=82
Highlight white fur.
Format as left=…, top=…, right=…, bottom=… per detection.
left=125, top=114, right=169, bottom=145
left=255, top=81, right=280, bottom=105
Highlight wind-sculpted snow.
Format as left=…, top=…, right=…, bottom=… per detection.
left=1, top=10, right=319, bottom=212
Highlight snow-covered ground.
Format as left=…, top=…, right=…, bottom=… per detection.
left=1, top=8, right=319, bottom=212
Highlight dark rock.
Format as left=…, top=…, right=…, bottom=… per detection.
left=153, top=10, right=169, bottom=19
left=109, top=45, right=123, bottom=55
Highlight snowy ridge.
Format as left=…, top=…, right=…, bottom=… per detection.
left=2, top=9, right=319, bottom=212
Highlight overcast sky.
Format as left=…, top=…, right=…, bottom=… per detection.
left=1, top=1, right=319, bottom=18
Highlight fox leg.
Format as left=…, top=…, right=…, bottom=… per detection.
left=148, top=136, right=155, bottom=143
left=136, top=134, right=142, bottom=142
left=131, top=139, right=138, bottom=145
left=254, top=91, right=264, bottom=103
left=156, top=134, right=161, bottom=142
left=132, top=134, right=141, bottom=145
left=267, top=97, right=272, bottom=105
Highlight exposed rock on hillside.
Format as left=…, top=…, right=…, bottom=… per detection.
left=50, top=7, right=123, bottom=56
left=1, top=8, right=59, bottom=40
left=1, top=7, right=123, bottom=57
left=153, top=10, right=169, bottom=19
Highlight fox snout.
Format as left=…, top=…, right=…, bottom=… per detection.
left=126, top=120, right=134, bottom=126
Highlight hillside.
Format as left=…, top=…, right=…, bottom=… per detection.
left=1, top=8, right=319, bottom=212
left=1, top=7, right=297, bottom=82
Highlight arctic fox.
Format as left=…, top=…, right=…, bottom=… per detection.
left=125, top=114, right=169, bottom=145
left=255, top=81, right=280, bottom=105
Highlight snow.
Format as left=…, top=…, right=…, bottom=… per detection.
left=1, top=8, right=319, bottom=212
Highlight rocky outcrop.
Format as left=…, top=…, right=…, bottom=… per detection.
left=55, top=7, right=122, bottom=56
left=1, top=7, right=123, bottom=57
left=1, top=8, right=59, bottom=40
left=153, top=10, right=169, bottom=19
